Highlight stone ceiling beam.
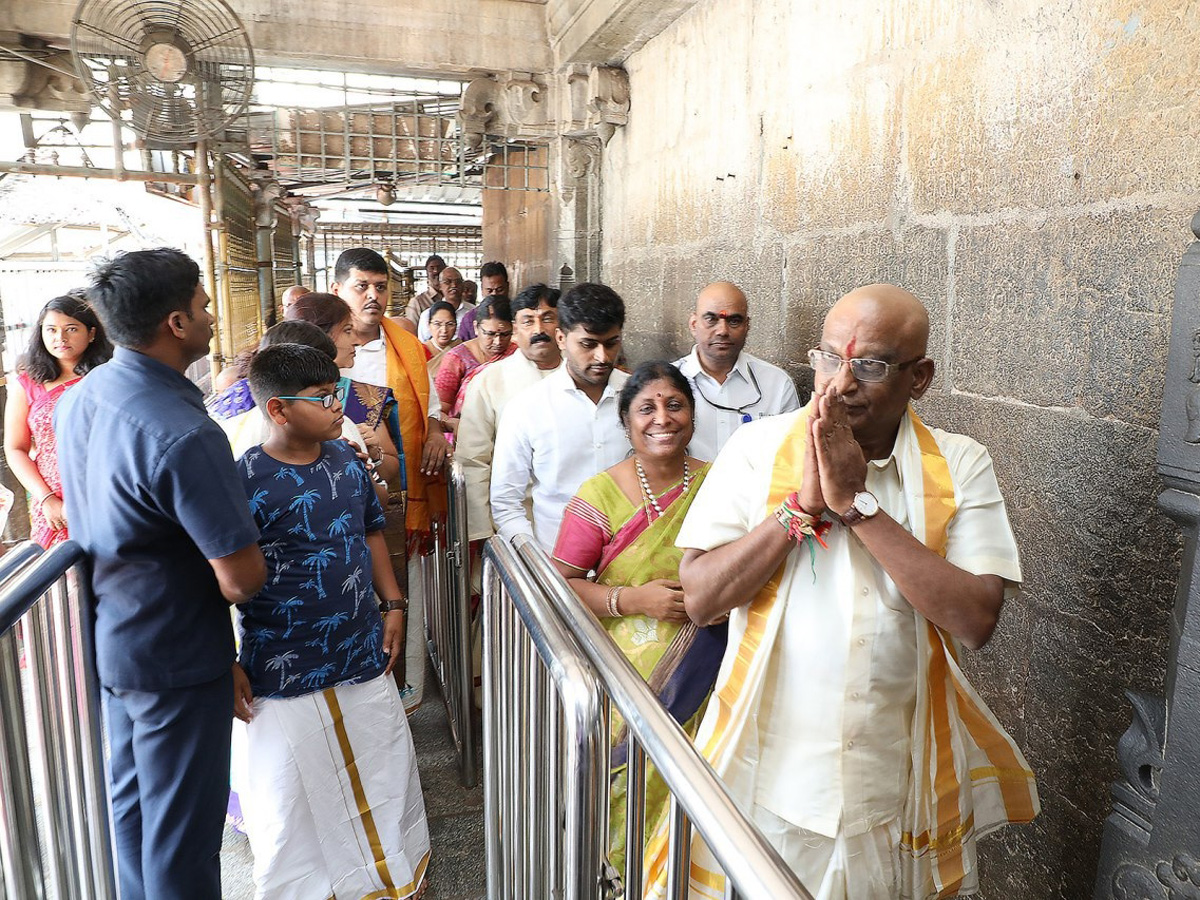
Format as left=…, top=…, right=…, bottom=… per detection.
left=1, top=0, right=551, bottom=80
left=547, top=0, right=698, bottom=67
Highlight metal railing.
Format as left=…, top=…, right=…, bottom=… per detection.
left=482, top=534, right=812, bottom=900
left=0, top=540, right=118, bottom=900
left=422, top=461, right=477, bottom=787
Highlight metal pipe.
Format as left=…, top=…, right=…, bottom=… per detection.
left=666, top=797, right=691, bottom=900
left=449, top=463, right=477, bottom=787
left=0, top=622, right=43, bottom=900
left=514, top=536, right=812, bottom=899
left=482, top=558, right=502, bottom=900
left=25, top=596, right=77, bottom=898
left=211, top=157, right=234, bottom=366
left=195, top=141, right=222, bottom=374
left=0, top=161, right=202, bottom=184
left=64, top=566, right=118, bottom=898
left=626, top=736, right=647, bottom=893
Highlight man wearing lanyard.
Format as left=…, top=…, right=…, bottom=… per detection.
left=675, top=281, right=800, bottom=461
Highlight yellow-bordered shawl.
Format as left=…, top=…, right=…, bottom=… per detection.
left=643, top=405, right=1038, bottom=900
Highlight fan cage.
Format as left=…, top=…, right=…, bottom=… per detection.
left=71, top=0, right=254, bottom=144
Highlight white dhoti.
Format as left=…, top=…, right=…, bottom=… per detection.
left=237, top=673, right=431, bottom=899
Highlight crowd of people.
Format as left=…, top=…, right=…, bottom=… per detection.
left=2, top=241, right=1040, bottom=900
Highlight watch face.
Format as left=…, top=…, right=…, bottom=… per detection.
left=854, top=491, right=879, bottom=516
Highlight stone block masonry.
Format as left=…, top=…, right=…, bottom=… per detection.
left=601, top=1, right=1199, bottom=896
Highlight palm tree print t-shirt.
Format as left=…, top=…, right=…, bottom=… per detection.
left=236, top=440, right=389, bottom=699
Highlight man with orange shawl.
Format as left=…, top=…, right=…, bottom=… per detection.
left=333, top=248, right=452, bottom=712
left=645, top=284, right=1038, bottom=899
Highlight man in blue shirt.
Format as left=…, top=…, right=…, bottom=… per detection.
left=55, top=248, right=266, bottom=900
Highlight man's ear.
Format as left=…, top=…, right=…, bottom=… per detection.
left=555, top=327, right=567, bottom=350
left=910, top=358, right=936, bottom=400
left=165, top=310, right=189, bottom=340
left=330, top=281, right=342, bottom=297
left=264, top=396, right=288, bottom=425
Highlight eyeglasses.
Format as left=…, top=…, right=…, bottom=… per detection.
left=806, top=349, right=924, bottom=383
left=430, top=318, right=458, bottom=329
left=478, top=325, right=513, bottom=340
left=274, top=385, right=346, bottom=409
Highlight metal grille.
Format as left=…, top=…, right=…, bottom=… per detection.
left=272, top=214, right=297, bottom=303
left=244, top=67, right=549, bottom=194
left=216, top=161, right=260, bottom=357
left=313, top=223, right=483, bottom=297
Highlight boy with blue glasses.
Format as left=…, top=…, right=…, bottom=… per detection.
left=233, top=342, right=430, bottom=898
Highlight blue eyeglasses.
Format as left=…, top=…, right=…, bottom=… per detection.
left=274, top=385, right=346, bottom=409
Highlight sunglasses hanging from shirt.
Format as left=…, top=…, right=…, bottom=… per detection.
left=693, top=363, right=762, bottom=423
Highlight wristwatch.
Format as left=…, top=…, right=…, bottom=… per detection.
left=839, top=491, right=880, bottom=526
left=379, top=598, right=407, bottom=614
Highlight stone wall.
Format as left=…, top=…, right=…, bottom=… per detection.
left=600, top=1, right=1198, bottom=896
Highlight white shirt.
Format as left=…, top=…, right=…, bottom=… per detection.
left=676, top=411, right=1022, bottom=838
left=341, top=331, right=437, bottom=418
left=491, top=365, right=630, bottom=551
left=674, top=349, right=800, bottom=462
left=457, top=352, right=561, bottom=541
left=417, top=301, right=475, bottom=342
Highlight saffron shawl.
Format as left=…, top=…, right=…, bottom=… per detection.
left=643, top=405, right=1038, bottom=900
left=379, top=316, right=436, bottom=532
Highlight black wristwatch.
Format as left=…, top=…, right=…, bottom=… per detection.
left=379, top=599, right=407, bottom=614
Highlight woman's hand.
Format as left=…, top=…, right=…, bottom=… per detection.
left=357, top=423, right=382, bottom=459
left=382, top=609, right=405, bottom=675
left=232, top=663, right=254, bottom=722
left=628, top=578, right=690, bottom=623
left=42, top=494, right=67, bottom=532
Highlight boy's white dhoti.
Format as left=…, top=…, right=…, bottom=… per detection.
left=238, top=673, right=431, bottom=899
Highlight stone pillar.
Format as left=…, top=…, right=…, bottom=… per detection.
left=458, top=65, right=629, bottom=287
left=1093, top=212, right=1200, bottom=898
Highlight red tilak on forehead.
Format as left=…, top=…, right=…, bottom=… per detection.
left=845, top=335, right=858, bottom=357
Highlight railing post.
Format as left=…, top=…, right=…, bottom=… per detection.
left=483, top=557, right=503, bottom=900
left=0, top=625, right=43, bottom=899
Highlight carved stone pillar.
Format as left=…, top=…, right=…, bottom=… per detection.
left=458, top=65, right=629, bottom=288
left=1093, top=212, right=1200, bottom=898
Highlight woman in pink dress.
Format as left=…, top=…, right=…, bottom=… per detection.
left=4, top=295, right=112, bottom=547
left=433, top=295, right=515, bottom=431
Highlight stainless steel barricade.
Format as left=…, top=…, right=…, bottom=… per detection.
left=483, top=534, right=813, bottom=900
left=422, top=461, right=477, bottom=787
left=0, top=540, right=118, bottom=900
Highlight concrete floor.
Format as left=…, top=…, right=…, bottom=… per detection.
left=220, top=668, right=486, bottom=900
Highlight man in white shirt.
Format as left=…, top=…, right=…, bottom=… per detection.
left=491, top=283, right=630, bottom=551
left=675, top=281, right=800, bottom=461
left=417, top=267, right=475, bottom=342
left=652, top=284, right=1037, bottom=900
left=402, top=254, right=444, bottom=327
left=458, top=283, right=561, bottom=541
left=333, top=247, right=452, bottom=713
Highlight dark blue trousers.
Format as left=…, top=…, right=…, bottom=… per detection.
left=102, top=670, right=232, bottom=900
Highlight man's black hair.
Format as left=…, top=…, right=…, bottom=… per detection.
left=334, top=248, right=388, bottom=282
left=476, top=295, right=512, bottom=324
left=20, top=294, right=114, bottom=382
left=258, top=320, right=338, bottom=361
left=511, top=284, right=560, bottom=315
left=618, top=361, right=695, bottom=426
left=425, top=254, right=446, bottom=268
left=557, top=282, right=625, bottom=334
left=479, top=260, right=508, bottom=281
left=86, top=248, right=200, bottom=348
left=248, top=343, right=340, bottom=411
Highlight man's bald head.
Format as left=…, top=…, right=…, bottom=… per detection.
left=281, top=284, right=311, bottom=310
left=823, top=283, right=929, bottom=362
left=815, top=283, right=935, bottom=458
left=690, top=281, right=751, bottom=375
left=695, top=281, right=748, bottom=315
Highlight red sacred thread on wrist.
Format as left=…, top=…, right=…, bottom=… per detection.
left=780, top=492, right=831, bottom=549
